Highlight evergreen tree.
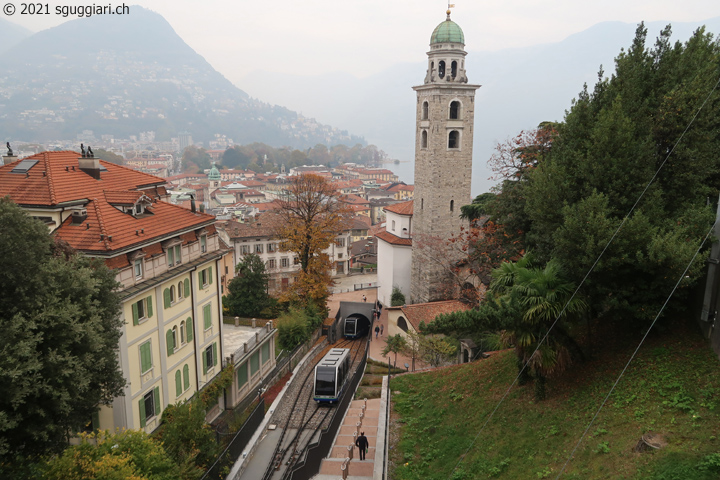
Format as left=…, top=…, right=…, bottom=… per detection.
left=0, top=198, right=125, bottom=463
left=224, top=254, right=271, bottom=317
left=522, top=23, right=720, bottom=323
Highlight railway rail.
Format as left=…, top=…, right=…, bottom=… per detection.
left=260, top=337, right=366, bottom=480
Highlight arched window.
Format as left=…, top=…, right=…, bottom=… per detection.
left=169, top=285, right=176, bottom=303
left=448, top=130, right=459, bottom=149
left=177, top=281, right=184, bottom=300
left=438, top=61, right=446, bottom=79
left=398, top=316, right=408, bottom=332
left=421, top=130, right=428, bottom=148
left=180, top=321, right=186, bottom=345
left=451, top=61, right=458, bottom=78
left=422, top=101, right=429, bottom=120
left=450, top=200, right=454, bottom=212
left=450, top=101, right=460, bottom=119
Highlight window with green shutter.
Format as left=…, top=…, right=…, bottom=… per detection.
left=153, top=386, right=161, bottom=416
left=146, top=296, right=153, bottom=318
left=250, top=351, right=259, bottom=375
left=208, top=266, right=213, bottom=284
left=183, top=364, right=190, bottom=390
left=212, top=342, right=218, bottom=367
left=203, top=304, right=211, bottom=330
left=132, top=301, right=139, bottom=325
left=140, top=341, right=152, bottom=374
left=186, top=317, right=193, bottom=342
left=184, top=278, right=190, bottom=297
left=166, top=330, right=174, bottom=357
left=175, top=371, right=182, bottom=398
left=237, top=362, right=248, bottom=387
left=164, top=288, right=171, bottom=309
left=139, top=398, right=146, bottom=428
left=261, top=342, right=270, bottom=364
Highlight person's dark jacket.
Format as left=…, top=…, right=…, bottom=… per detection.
left=356, top=434, right=369, bottom=451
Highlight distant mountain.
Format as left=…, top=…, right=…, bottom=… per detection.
left=239, top=18, right=720, bottom=193
left=0, top=18, right=32, bottom=55
left=0, top=7, right=362, bottom=148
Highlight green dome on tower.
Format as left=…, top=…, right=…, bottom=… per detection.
left=208, top=163, right=221, bottom=181
left=430, top=13, right=464, bottom=44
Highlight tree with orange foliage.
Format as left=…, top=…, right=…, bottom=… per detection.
left=488, top=122, right=558, bottom=181
left=274, top=174, right=352, bottom=306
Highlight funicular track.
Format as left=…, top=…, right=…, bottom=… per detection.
left=260, top=337, right=366, bottom=480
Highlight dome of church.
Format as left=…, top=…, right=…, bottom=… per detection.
left=430, top=16, right=464, bottom=44
left=208, top=164, right=221, bottom=181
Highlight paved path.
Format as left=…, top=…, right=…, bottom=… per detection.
left=312, top=377, right=388, bottom=480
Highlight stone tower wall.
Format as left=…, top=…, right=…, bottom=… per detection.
left=410, top=83, right=479, bottom=303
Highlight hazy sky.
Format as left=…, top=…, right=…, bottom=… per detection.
left=8, top=0, right=720, bottom=84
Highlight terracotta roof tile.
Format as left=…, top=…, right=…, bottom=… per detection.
left=375, top=230, right=412, bottom=246
left=143, top=243, right=163, bottom=257
left=0, top=151, right=217, bottom=255
left=400, top=300, right=471, bottom=332
left=105, top=254, right=130, bottom=269
left=384, top=200, right=414, bottom=216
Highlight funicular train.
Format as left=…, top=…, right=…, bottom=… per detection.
left=343, top=316, right=369, bottom=339
left=313, top=348, right=351, bottom=403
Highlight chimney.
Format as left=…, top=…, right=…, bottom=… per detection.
left=78, top=157, right=101, bottom=180
left=71, top=209, right=88, bottom=224
left=2, top=155, right=17, bottom=166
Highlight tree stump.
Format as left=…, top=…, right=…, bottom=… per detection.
left=634, top=432, right=664, bottom=453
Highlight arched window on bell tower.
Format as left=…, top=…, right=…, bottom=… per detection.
left=421, top=130, right=428, bottom=149
left=448, top=130, right=459, bottom=149
left=450, top=101, right=460, bottom=119
left=451, top=61, right=458, bottom=79
left=438, top=61, right=446, bottom=79
left=422, top=101, right=429, bottom=120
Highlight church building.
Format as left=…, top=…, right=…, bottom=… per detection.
left=377, top=9, right=479, bottom=306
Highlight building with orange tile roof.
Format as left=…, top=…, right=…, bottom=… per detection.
left=385, top=299, right=471, bottom=338
left=376, top=199, right=414, bottom=306
left=216, top=210, right=354, bottom=294
left=0, top=151, right=248, bottom=435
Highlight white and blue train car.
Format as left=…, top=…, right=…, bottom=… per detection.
left=343, top=316, right=369, bottom=339
left=313, top=348, right=351, bottom=404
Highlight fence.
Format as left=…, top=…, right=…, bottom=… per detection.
left=354, top=282, right=379, bottom=291
left=287, top=339, right=370, bottom=480
left=201, top=398, right=265, bottom=480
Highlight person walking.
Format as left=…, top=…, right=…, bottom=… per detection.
left=380, top=324, right=384, bottom=336
left=356, top=431, right=369, bottom=460
left=375, top=325, right=380, bottom=338
left=363, top=294, right=367, bottom=302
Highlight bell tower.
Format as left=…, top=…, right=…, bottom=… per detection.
left=410, top=10, right=480, bottom=303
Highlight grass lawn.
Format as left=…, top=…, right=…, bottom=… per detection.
left=389, top=319, right=720, bottom=480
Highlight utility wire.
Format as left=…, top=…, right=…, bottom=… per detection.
left=448, top=73, right=720, bottom=478
left=554, top=221, right=716, bottom=479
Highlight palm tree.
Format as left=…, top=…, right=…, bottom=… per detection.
left=491, top=254, right=587, bottom=399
